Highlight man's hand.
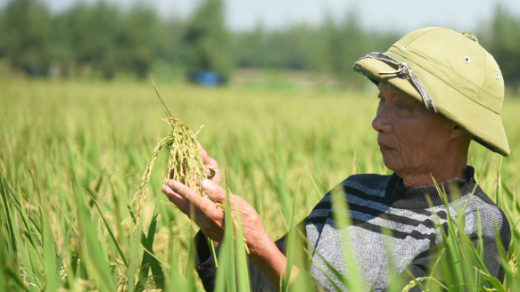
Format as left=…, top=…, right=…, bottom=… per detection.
left=199, top=144, right=221, bottom=186
left=162, top=178, right=270, bottom=250
left=162, top=162, right=291, bottom=291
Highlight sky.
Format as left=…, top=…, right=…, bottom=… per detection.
left=4, top=0, right=520, bottom=33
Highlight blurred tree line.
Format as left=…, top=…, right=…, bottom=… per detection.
left=0, top=0, right=519, bottom=90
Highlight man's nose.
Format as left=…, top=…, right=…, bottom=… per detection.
left=372, top=106, right=392, bottom=133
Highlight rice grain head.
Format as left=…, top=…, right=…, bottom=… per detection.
left=132, top=82, right=208, bottom=232
left=132, top=117, right=207, bottom=219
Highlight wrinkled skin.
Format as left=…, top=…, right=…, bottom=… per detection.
left=373, top=82, right=472, bottom=187
left=161, top=83, right=473, bottom=290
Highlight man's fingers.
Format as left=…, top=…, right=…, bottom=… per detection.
left=167, top=179, right=197, bottom=202
left=197, top=143, right=222, bottom=185
left=203, top=157, right=220, bottom=183
left=203, top=156, right=219, bottom=175
left=198, top=143, right=214, bottom=167
left=202, top=179, right=226, bottom=203
left=168, top=179, right=219, bottom=214
left=198, top=143, right=218, bottom=168
left=162, top=185, right=190, bottom=215
left=198, top=143, right=208, bottom=158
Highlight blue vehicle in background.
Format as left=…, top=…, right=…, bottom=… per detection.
left=188, top=69, right=226, bottom=87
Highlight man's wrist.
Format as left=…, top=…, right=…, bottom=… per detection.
left=247, top=235, right=287, bottom=289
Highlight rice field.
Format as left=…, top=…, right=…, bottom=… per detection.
left=1, top=78, right=520, bottom=291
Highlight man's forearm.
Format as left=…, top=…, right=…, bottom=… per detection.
left=248, top=236, right=299, bottom=291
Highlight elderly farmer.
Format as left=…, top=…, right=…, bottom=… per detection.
left=162, top=27, right=511, bottom=291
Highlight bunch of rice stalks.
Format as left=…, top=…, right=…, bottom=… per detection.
left=132, top=81, right=223, bottom=266
left=132, top=81, right=208, bottom=213
left=132, top=115, right=207, bottom=213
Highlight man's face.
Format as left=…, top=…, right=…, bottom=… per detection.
left=373, top=82, right=454, bottom=176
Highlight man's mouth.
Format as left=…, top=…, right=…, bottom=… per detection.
left=378, top=142, right=395, bottom=152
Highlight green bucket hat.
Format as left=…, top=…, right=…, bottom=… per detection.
left=353, top=27, right=510, bottom=156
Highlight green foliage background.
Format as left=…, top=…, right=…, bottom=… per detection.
left=1, top=0, right=520, bottom=90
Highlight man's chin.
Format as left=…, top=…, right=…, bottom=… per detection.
left=381, top=156, right=402, bottom=173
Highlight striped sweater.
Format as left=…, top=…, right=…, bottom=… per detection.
left=195, top=166, right=511, bottom=291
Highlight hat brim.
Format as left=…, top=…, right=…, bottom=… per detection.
left=353, top=52, right=510, bottom=157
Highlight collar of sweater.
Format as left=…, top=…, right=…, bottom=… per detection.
left=384, top=166, right=479, bottom=209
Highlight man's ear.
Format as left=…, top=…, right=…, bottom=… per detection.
left=450, top=122, right=470, bottom=140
